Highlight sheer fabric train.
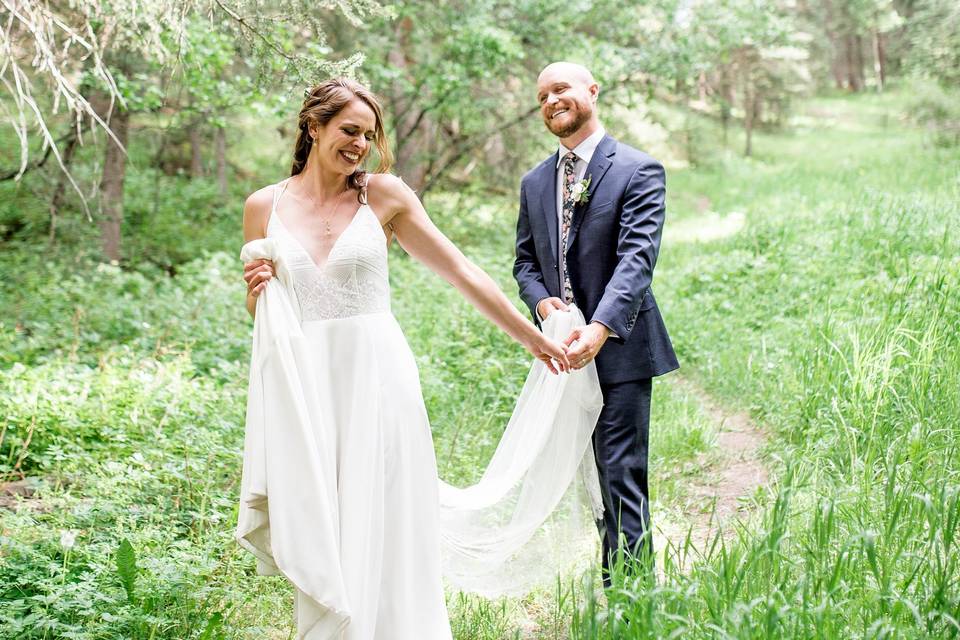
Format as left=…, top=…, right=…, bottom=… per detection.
left=237, top=235, right=603, bottom=638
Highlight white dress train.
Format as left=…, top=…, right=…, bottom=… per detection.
left=236, top=180, right=603, bottom=639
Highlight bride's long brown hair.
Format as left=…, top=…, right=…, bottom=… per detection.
left=291, top=78, right=393, bottom=202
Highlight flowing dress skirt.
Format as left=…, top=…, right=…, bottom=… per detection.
left=238, top=233, right=602, bottom=640
left=298, top=311, right=451, bottom=639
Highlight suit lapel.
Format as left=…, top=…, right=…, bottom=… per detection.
left=538, top=152, right=560, bottom=264
left=566, top=135, right=616, bottom=252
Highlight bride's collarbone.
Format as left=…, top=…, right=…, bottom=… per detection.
left=277, top=205, right=359, bottom=244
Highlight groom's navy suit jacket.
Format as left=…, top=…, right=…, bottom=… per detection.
left=514, top=134, right=679, bottom=385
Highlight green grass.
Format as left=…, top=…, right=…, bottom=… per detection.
left=568, top=91, right=960, bottom=637
left=1, top=87, right=957, bottom=638
left=0, top=173, right=712, bottom=637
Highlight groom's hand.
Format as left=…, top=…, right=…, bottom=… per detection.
left=564, top=322, right=611, bottom=370
left=536, top=297, right=569, bottom=321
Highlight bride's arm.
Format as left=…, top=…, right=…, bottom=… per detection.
left=241, top=187, right=275, bottom=319
left=369, top=174, right=569, bottom=373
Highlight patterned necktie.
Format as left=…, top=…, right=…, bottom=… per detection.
left=560, top=151, right=578, bottom=304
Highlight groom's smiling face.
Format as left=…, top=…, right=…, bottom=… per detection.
left=537, top=64, right=598, bottom=139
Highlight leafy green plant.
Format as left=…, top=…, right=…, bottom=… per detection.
left=115, top=539, right=139, bottom=604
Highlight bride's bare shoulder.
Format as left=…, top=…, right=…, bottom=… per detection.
left=366, top=173, right=418, bottom=223
left=243, top=183, right=278, bottom=241
left=245, top=183, right=276, bottom=212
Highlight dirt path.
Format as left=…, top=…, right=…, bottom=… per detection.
left=512, top=375, right=770, bottom=636
left=655, top=375, right=768, bottom=572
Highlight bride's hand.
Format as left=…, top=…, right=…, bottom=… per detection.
left=527, top=335, right=570, bottom=375
left=244, top=258, right=274, bottom=298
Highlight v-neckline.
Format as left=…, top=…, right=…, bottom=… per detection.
left=273, top=204, right=367, bottom=272
left=271, top=179, right=367, bottom=272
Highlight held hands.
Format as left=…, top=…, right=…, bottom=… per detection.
left=527, top=335, right=570, bottom=375
left=243, top=259, right=275, bottom=298
left=533, top=298, right=608, bottom=372
left=564, top=322, right=610, bottom=371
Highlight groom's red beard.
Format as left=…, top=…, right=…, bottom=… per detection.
left=544, top=105, right=592, bottom=138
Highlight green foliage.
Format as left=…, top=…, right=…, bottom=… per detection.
left=570, top=91, right=960, bottom=637
left=0, top=164, right=715, bottom=638
left=0, top=336, right=253, bottom=637
left=905, top=78, right=960, bottom=147
left=904, top=0, right=960, bottom=87
left=0, top=248, right=248, bottom=372
left=115, top=539, right=139, bottom=603
left=2, top=4, right=959, bottom=632
left=198, top=611, right=224, bottom=640
left=356, top=0, right=693, bottom=191
left=170, top=16, right=280, bottom=129
left=121, top=169, right=245, bottom=267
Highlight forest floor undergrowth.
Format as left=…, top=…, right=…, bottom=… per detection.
left=2, top=89, right=957, bottom=640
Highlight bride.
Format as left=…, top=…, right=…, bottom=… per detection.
left=238, top=78, right=602, bottom=639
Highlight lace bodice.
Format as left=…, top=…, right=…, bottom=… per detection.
left=266, top=181, right=391, bottom=322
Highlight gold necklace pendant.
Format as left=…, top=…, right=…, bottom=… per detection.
left=302, top=180, right=349, bottom=238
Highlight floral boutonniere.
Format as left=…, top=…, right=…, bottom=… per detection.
left=571, top=174, right=592, bottom=205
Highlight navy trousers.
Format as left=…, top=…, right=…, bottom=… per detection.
left=593, top=377, right=653, bottom=581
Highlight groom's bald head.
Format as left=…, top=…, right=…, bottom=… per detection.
left=536, top=61, right=601, bottom=142
left=537, top=62, right=596, bottom=87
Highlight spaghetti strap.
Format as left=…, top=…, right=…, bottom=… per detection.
left=272, top=177, right=292, bottom=215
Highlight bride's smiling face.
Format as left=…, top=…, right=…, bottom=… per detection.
left=308, top=99, right=377, bottom=176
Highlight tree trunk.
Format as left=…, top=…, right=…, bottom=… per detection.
left=853, top=34, right=866, bottom=89
left=48, top=130, right=81, bottom=244
left=744, top=90, right=755, bottom=158
left=830, top=38, right=847, bottom=91
left=387, top=17, right=430, bottom=191
left=742, top=60, right=755, bottom=157
left=720, top=65, right=732, bottom=146
left=683, top=97, right=695, bottom=165
left=190, top=121, right=204, bottom=177
left=845, top=34, right=862, bottom=91
left=872, top=25, right=885, bottom=92
left=820, top=0, right=846, bottom=89
left=98, top=104, right=129, bottom=262
left=215, top=127, right=227, bottom=196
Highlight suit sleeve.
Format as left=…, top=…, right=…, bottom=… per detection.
left=513, top=182, right=551, bottom=323
left=590, top=160, right=666, bottom=342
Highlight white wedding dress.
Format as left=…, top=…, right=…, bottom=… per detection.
left=236, top=179, right=604, bottom=639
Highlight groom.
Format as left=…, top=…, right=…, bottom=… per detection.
left=514, top=62, right=679, bottom=579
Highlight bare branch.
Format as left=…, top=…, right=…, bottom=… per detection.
left=420, top=104, right=541, bottom=195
